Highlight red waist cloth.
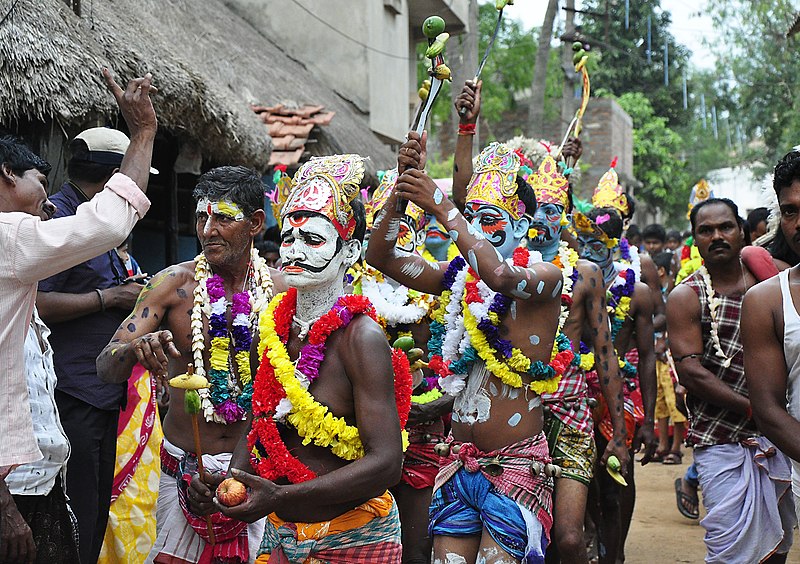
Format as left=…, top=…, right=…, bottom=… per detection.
left=401, top=420, right=445, bottom=489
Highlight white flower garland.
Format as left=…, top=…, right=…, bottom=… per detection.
left=361, top=278, right=433, bottom=326
left=556, top=241, right=578, bottom=333
left=191, top=248, right=274, bottom=423
left=697, top=265, right=737, bottom=369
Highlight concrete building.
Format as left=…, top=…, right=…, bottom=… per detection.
left=707, top=165, right=771, bottom=217
left=229, top=0, right=469, bottom=145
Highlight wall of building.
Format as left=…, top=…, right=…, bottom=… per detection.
left=580, top=97, right=635, bottom=201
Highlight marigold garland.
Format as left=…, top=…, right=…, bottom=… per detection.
left=249, top=289, right=412, bottom=483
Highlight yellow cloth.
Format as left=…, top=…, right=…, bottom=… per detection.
left=99, top=369, right=163, bottom=563
left=655, top=360, right=687, bottom=423
left=254, top=492, right=394, bottom=563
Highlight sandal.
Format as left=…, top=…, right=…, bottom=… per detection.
left=662, top=451, right=683, bottom=465
left=649, top=450, right=667, bottom=463
left=674, top=478, right=699, bottom=519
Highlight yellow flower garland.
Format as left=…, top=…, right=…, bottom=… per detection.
left=259, top=293, right=408, bottom=461
left=411, top=388, right=443, bottom=404
left=209, top=337, right=251, bottom=386
left=462, top=297, right=561, bottom=395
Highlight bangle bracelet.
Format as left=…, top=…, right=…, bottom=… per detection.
left=96, top=288, right=106, bottom=312
left=458, top=123, right=476, bottom=135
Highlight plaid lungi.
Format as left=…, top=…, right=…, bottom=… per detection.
left=256, top=491, right=402, bottom=563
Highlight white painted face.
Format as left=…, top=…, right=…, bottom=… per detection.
left=280, top=213, right=361, bottom=291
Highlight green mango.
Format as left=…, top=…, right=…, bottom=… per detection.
left=607, top=455, right=621, bottom=471
left=184, top=389, right=201, bottom=415
left=572, top=41, right=583, bottom=52
left=422, top=16, right=446, bottom=39
left=393, top=336, right=415, bottom=352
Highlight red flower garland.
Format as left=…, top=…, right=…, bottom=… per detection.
left=248, top=289, right=412, bottom=483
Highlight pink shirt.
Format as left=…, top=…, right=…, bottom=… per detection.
left=0, top=173, right=150, bottom=468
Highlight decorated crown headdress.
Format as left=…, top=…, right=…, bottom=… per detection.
left=466, top=142, right=525, bottom=220
left=689, top=179, right=713, bottom=208
left=266, top=167, right=293, bottom=229
left=528, top=154, right=569, bottom=208
left=366, top=167, right=427, bottom=231
left=592, top=157, right=629, bottom=216
left=282, top=154, right=366, bottom=240
left=573, top=211, right=619, bottom=249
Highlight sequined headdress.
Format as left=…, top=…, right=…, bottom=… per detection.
left=282, top=154, right=365, bottom=240
left=592, top=157, right=629, bottom=216
left=573, top=211, right=619, bottom=249
left=527, top=154, right=569, bottom=208
left=687, top=179, right=713, bottom=218
left=466, top=142, right=525, bottom=220
left=366, top=167, right=427, bottom=231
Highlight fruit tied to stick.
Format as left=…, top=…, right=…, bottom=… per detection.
left=425, top=32, right=450, bottom=58
left=422, top=15, right=446, bottom=39
left=169, top=364, right=216, bottom=544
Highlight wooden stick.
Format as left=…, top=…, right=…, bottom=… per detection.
left=191, top=413, right=216, bottom=546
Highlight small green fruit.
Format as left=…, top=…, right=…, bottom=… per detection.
left=393, top=336, right=415, bottom=352
left=422, top=16, right=446, bottom=39
left=184, top=389, right=201, bottom=415
left=607, top=455, right=621, bottom=471
left=572, top=41, right=583, bottom=52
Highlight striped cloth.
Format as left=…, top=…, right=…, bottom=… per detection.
left=434, top=433, right=553, bottom=537
left=540, top=365, right=593, bottom=435
left=0, top=172, right=149, bottom=469
left=682, top=271, right=759, bottom=447
left=401, top=420, right=445, bottom=489
left=256, top=492, right=402, bottom=563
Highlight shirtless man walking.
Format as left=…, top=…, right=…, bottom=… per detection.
left=97, top=166, right=281, bottom=563
left=369, top=136, right=565, bottom=563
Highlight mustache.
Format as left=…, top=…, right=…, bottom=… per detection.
left=709, top=241, right=730, bottom=251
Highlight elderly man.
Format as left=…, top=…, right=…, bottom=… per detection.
left=0, top=69, right=155, bottom=563
left=97, top=165, right=283, bottom=564
left=668, top=197, right=795, bottom=564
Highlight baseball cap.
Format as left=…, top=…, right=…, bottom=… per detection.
left=74, top=127, right=159, bottom=174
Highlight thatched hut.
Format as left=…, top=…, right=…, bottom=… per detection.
left=0, top=0, right=395, bottom=269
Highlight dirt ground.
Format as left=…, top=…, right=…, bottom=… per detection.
left=624, top=450, right=800, bottom=563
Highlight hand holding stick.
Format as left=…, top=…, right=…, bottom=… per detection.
left=170, top=364, right=216, bottom=545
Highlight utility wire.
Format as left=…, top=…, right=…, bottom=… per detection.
left=0, top=0, right=20, bottom=28
left=288, top=0, right=409, bottom=61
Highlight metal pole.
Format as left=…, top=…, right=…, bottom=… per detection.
left=682, top=68, right=688, bottom=110
left=663, top=39, right=669, bottom=86
left=700, top=93, right=707, bottom=129
left=711, top=105, right=718, bottom=139
left=625, top=0, right=629, bottom=29
left=647, top=16, right=652, bottom=63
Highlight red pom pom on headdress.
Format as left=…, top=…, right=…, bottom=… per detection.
left=609, top=157, right=618, bottom=169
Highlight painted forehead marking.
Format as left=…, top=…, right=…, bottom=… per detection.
left=196, top=198, right=246, bottom=221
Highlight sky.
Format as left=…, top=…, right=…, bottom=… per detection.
left=503, top=0, right=717, bottom=69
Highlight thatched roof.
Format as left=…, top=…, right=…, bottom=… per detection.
left=0, top=0, right=396, bottom=173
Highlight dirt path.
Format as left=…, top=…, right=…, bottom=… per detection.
left=625, top=450, right=800, bottom=563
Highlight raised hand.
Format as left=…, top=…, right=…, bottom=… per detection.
left=398, top=131, right=427, bottom=175
left=455, top=80, right=482, bottom=124
left=214, top=468, right=281, bottom=523
left=102, top=68, right=158, bottom=138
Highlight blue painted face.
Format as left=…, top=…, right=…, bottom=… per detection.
left=577, top=234, right=614, bottom=265
left=528, top=202, right=566, bottom=256
left=423, top=213, right=451, bottom=261
left=464, top=201, right=530, bottom=260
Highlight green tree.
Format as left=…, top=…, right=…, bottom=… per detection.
left=704, top=0, right=800, bottom=165
left=615, top=92, right=692, bottom=222
left=579, top=0, right=691, bottom=127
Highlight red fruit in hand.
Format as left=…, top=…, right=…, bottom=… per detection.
left=216, top=478, right=247, bottom=507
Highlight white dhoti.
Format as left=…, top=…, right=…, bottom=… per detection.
left=145, top=438, right=265, bottom=564
left=694, top=436, right=795, bottom=564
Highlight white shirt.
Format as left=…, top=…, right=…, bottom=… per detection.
left=0, top=173, right=150, bottom=468
left=5, top=309, right=70, bottom=495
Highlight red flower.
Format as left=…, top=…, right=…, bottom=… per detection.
left=465, top=281, right=483, bottom=304
left=561, top=294, right=573, bottom=308
left=513, top=247, right=530, bottom=267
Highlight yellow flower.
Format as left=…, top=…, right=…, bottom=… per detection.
left=579, top=352, right=595, bottom=371
left=411, top=389, right=443, bottom=404
left=209, top=337, right=231, bottom=370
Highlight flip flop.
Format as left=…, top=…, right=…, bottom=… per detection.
left=663, top=451, right=683, bottom=465
left=674, top=478, right=699, bottom=519
left=649, top=450, right=667, bottom=463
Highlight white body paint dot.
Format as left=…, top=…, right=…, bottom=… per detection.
left=449, top=229, right=459, bottom=242
left=447, top=208, right=459, bottom=222
left=433, top=188, right=444, bottom=205
left=508, top=413, right=522, bottom=427
left=537, top=280, right=545, bottom=294
left=530, top=335, right=540, bottom=345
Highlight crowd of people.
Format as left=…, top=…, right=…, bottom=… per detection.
left=2, top=69, right=800, bottom=564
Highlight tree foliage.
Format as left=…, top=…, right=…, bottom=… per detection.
left=704, top=0, right=800, bottom=165
left=579, top=0, right=691, bottom=127
left=614, top=92, right=691, bottom=223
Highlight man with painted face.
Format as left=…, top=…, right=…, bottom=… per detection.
left=362, top=166, right=449, bottom=564
left=518, top=156, right=631, bottom=564
left=574, top=207, right=656, bottom=564
left=669, top=197, right=795, bottom=564
left=212, top=154, right=409, bottom=562
left=369, top=136, right=566, bottom=564
left=97, top=166, right=283, bottom=563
